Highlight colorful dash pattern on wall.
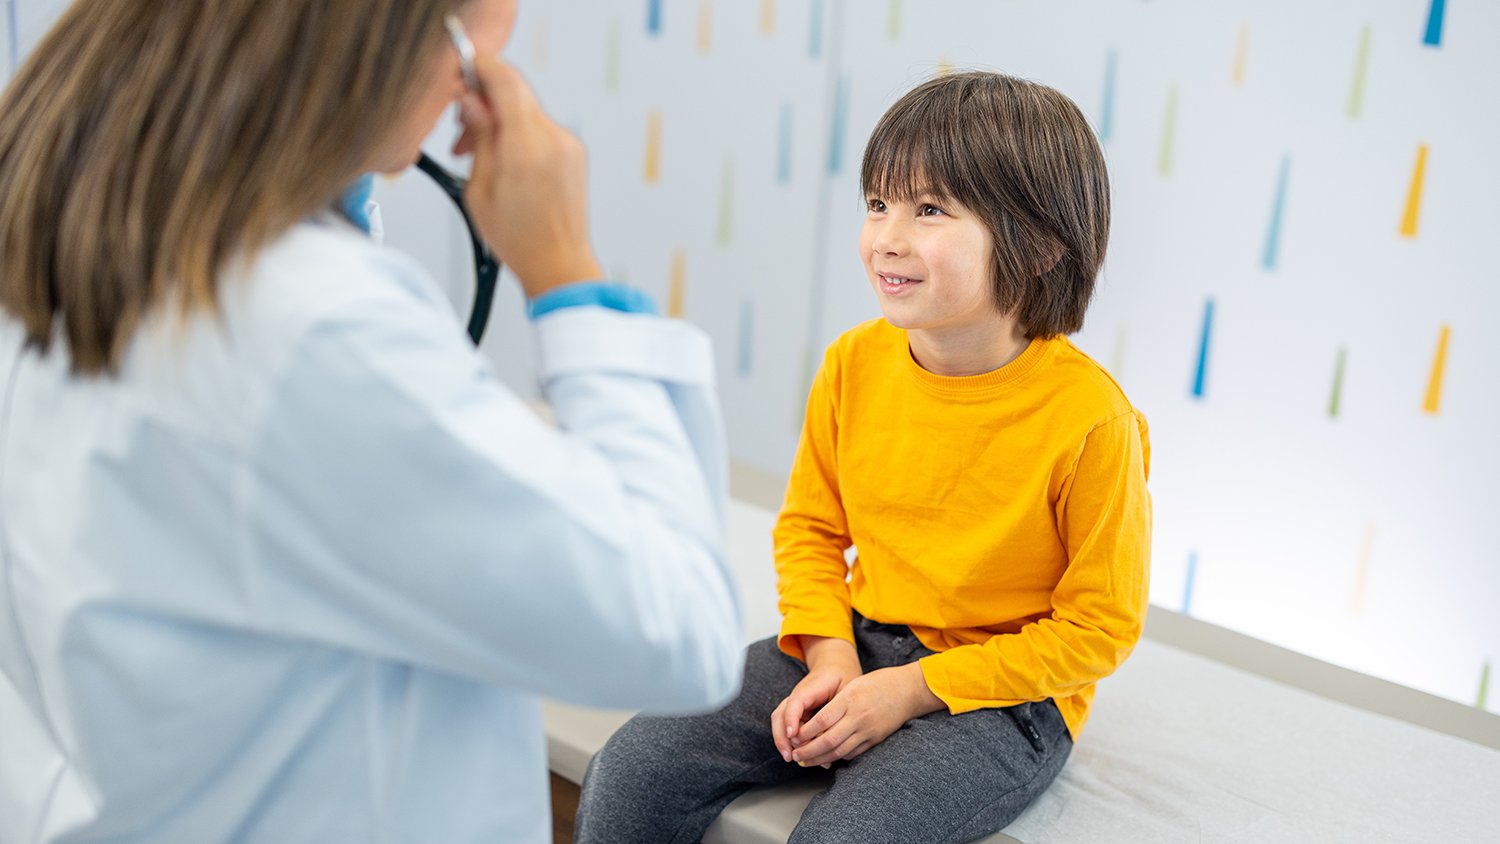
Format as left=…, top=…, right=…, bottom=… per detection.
left=1400, top=144, right=1428, bottom=238
left=1192, top=298, right=1214, bottom=399
left=828, top=74, right=849, bottom=175
left=667, top=249, right=686, bottom=318
left=1262, top=154, right=1290, bottom=270
left=1347, top=25, right=1371, bottom=119
left=1231, top=23, right=1249, bottom=86
left=469, top=0, right=1500, bottom=712
left=1157, top=86, right=1179, bottom=177
left=1100, top=48, right=1117, bottom=142
left=1481, top=661, right=1491, bottom=710
left=643, top=110, right=662, bottom=184
left=1423, top=324, right=1450, bottom=415
left=1423, top=0, right=1446, bottom=47
left=1329, top=346, right=1347, bottom=419
left=1182, top=551, right=1198, bottom=615
left=808, top=0, right=824, bottom=58
left=647, top=0, right=662, bottom=37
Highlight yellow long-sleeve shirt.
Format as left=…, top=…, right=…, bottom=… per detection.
left=774, top=318, right=1151, bottom=738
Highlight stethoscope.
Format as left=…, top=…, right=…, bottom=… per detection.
left=416, top=15, right=500, bottom=346
left=415, top=152, right=500, bottom=345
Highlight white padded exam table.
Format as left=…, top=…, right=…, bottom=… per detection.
left=545, top=499, right=1500, bottom=843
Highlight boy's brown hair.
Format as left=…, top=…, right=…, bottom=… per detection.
left=0, top=0, right=462, bottom=374
left=860, top=71, right=1110, bottom=337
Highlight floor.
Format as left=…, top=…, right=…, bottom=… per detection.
left=551, top=773, right=581, bottom=844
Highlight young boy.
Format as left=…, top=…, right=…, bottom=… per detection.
left=575, top=71, right=1150, bottom=844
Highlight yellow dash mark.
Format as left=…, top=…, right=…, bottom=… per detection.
left=697, top=1, right=712, bottom=53
left=643, top=111, right=662, bottom=184
left=1422, top=324, right=1450, bottom=415
left=1352, top=525, right=1374, bottom=614
left=1400, top=143, right=1428, bottom=238
left=668, top=251, right=687, bottom=317
left=760, top=0, right=775, bottom=35
left=1232, top=22, right=1249, bottom=86
left=936, top=57, right=953, bottom=77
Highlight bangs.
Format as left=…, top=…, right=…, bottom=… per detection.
left=858, top=77, right=976, bottom=207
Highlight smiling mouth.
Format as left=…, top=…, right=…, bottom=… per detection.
left=877, top=272, right=923, bottom=291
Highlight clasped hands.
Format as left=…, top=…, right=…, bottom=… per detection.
left=770, top=635, right=946, bottom=768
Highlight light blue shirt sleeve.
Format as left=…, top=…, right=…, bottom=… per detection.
left=0, top=226, right=739, bottom=844
left=246, top=287, right=739, bottom=712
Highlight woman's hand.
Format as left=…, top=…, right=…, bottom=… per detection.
left=788, top=661, right=946, bottom=767
left=770, top=636, right=862, bottom=764
left=454, top=54, right=602, bottom=299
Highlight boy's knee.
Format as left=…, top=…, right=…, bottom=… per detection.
left=582, top=717, right=675, bottom=798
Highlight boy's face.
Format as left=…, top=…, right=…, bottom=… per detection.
left=859, top=192, right=1002, bottom=337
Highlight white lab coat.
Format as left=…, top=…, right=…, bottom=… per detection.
left=0, top=217, right=743, bottom=843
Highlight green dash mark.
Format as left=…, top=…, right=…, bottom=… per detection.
left=717, top=161, right=734, bottom=247
left=887, top=0, right=902, bottom=40
left=1157, top=86, right=1178, bottom=177
left=1348, top=25, right=1370, bottom=119
left=605, top=19, right=622, bottom=91
left=1328, top=345, right=1347, bottom=418
left=1480, top=661, right=1491, bottom=709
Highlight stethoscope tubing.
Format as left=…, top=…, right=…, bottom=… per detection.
left=415, top=152, right=501, bottom=345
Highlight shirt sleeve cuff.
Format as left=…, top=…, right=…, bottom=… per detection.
left=528, top=282, right=658, bottom=319
left=534, top=306, right=713, bottom=386
left=777, top=614, right=856, bottom=663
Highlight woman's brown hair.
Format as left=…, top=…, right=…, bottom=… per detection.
left=860, top=71, right=1111, bottom=337
left=0, top=0, right=461, bottom=374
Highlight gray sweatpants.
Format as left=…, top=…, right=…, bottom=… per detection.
left=575, top=613, right=1072, bottom=844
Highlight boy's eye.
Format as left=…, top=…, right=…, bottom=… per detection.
left=918, top=203, right=946, bottom=217
left=866, top=198, right=887, bottom=213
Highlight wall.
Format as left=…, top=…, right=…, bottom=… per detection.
left=482, top=0, right=1500, bottom=711
left=5, top=0, right=1495, bottom=712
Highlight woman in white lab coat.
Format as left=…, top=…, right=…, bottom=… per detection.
left=0, top=1, right=742, bottom=841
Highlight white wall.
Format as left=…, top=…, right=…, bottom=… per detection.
left=483, top=0, right=1499, bottom=711
left=6, top=0, right=1494, bottom=712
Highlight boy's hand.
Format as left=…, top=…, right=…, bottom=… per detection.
left=771, top=637, right=861, bottom=763
left=788, top=662, right=945, bottom=767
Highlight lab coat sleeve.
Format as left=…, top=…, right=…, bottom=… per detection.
left=242, top=289, right=742, bottom=713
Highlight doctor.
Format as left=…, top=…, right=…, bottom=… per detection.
left=0, top=1, right=741, bottom=842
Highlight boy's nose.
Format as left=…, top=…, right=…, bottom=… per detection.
left=869, top=219, right=909, bottom=256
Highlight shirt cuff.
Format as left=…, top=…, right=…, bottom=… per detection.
left=534, top=307, right=713, bottom=386
left=528, top=282, right=658, bottom=319
left=777, top=614, right=856, bottom=663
